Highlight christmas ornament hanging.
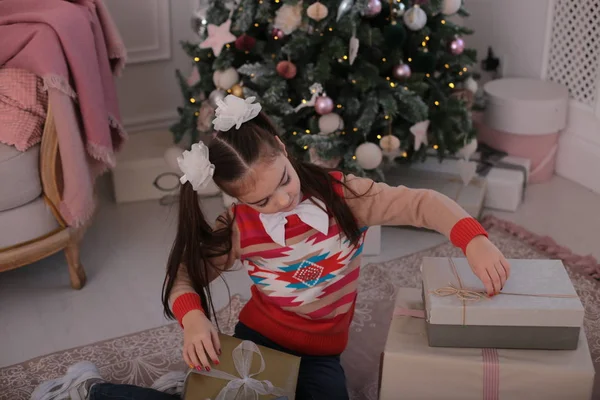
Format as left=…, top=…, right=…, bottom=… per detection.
left=199, top=19, right=236, bottom=57
left=392, top=2, right=406, bottom=17
left=379, top=135, right=401, bottom=151
left=307, top=2, right=329, bottom=21
left=349, top=35, right=359, bottom=65
left=318, top=113, right=344, bottom=135
left=274, top=3, right=303, bottom=35
left=442, top=0, right=462, bottom=15
left=235, top=34, right=256, bottom=51
left=272, top=28, right=285, bottom=40
left=363, top=0, right=382, bottom=17
left=355, top=143, right=383, bottom=170
left=449, top=37, right=465, bottom=55
left=336, top=0, right=354, bottom=22
left=212, top=67, right=239, bottom=90
left=410, top=120, right=430, bottom=150
left=392, top=63, right=411, bottom=79
left=315, top=95, right=334, bottom=115
left=208, top=89, right=226, bottom=108
left=465, top=76, right=478, bottom=93
left=403, top=6, right=427, bottom=31
left=276, top=61, right=297, bottom=79
left=230, top=84, right=244, bottom=98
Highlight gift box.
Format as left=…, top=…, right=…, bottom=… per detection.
left=379, top=288, right=595, bottom=400
left=183, top=334, right=300, bottom=400
left=411, top=151, right=531, bottom=212
left=422, top=257, right=585, bottom=350
left=384, top=167, right=486, bottom=218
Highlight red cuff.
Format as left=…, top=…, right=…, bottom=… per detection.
left=172, top=293, right=204, bottom=327
left=450, top=217, right=488, bottom=254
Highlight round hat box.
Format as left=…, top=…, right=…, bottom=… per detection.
left=477, top=78, right=569, bottom=183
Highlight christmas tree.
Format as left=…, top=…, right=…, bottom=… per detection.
left=171, top=0, right=478, bottom=177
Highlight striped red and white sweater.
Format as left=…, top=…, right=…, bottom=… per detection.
left=170, top=173, right=487, bottom=355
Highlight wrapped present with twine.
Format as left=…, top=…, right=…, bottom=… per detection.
left=379, top=288, right=595, bottom=400
left=421, top=257, right=584, bottom=350
left=183, top=334, right=300, bottom=400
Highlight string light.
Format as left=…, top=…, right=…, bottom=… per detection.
left=390, top=82, right=397, bottom=88
left=293, top=131, right=298, bottom=135
left=422, top=41, right=427, bottom=47
left=402, top=152, right=408, bottom=157
left=337, top=104, right=342, bottom=109
left=377, top=135, right=382, bottom=139
left=189, top=98, right=196, bottom=103
left=275, top=0, right=280, bottom=3
left=352, top=155, right=357, bottom=160
left=254, top=23, right=259, bottom=27
left=463, top=67, right=468, bottom=72
left=353, top=127, right=358, bottom=132
left=274, top=35, right=279, bottom=40
left=303, top=145, right=308, bottom=150
left=444, top=64, right=450, bottom=69
left=208, top=53, right=212, bottom=58
left=305, top=129, right=311, bottom=134
left=449, top=83, right=455, bottom=88
left=194, top=112, right=199, bottom=116
left=441, top=19, right=446, bottom=24
left=433, top=145, right=439, bottom=150
left=251, top=73, right=255, bottom=77
left=384, top=115, right=390, bottom=120
left=382, top=57, right=387, bottom=62
left=352, top=79, right=357, bottom=84
left=341, top=131, right=346, bottom=135
left=302, top=99, right=307, bottom=104
left=194, top=57, right=200, bottom=62
left=386, top=77, right=391, bottom=81
left=343, top=55, right=348, bottom=60
left=426, top=73, right=431, bottom=78
left=227, top=89, right=232, bottom=94
left=408, top=58, right=413, bottom=62
left=434, top=101, right=440, bottom=106
left=226, top=44, right=231, bottom=48
left=404, top=87, right=409, bottom=90
left=459, top=72, right=464, bottom=76
left=425, top=36, right=430, bottom=41
left=329, top=27, right=333, bottom=31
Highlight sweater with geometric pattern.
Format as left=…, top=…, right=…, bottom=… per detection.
left=171, top=172, right=487, bottom=356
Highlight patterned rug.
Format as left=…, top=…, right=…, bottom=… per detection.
left=1, top=216, right=599, bottom=400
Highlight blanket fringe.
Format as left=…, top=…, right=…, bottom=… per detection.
left=87, top=141, right=116, bottom=169
left=42, top=75, right=77, bottom=99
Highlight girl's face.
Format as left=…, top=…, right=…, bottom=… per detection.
left=235, top=139, right=302, bottom=215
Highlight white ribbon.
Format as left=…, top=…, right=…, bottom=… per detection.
left=193, top=341, right=288, bottom=400
left=259, top=198, right=329, bottom=246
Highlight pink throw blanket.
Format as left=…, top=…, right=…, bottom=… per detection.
left=0, top=0, right=127, bottom=227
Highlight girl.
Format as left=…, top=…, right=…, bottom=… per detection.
left=33, top=95, right=510, bottom=400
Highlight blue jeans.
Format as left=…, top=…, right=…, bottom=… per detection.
left=90, top=323, right=348, bottom=400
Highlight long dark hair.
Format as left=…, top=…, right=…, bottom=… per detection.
left=162, top=112, right=364, bottom=321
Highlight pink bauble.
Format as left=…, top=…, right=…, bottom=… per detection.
left=449, top=37, right=465, bottom=55
left=315, top=96, right=334, bottom=115
left=364, top=0, right=382, bottom=17
left=393, top=63, right=411, bottom=79
left=272, top=28, right=285, bottom=40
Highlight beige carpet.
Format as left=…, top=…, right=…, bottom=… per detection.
left=1, top=216, right=598, bottom=400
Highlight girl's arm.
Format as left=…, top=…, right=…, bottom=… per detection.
left=169, top=210, right=241, bottom=327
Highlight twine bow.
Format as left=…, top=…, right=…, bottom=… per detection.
left=194, top=341, right=287, bottom=400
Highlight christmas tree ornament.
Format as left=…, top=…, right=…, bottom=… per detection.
left=363, top=0, right=382, bottom=17
left=294, top=83, right=324, bottom=112
left=276, top=61, right=298, bottom=79
left=208, top=89, right=227, bottom=107
left=379, top=134, right=401, bottom=151
left=410, top=120, right=430, bottom=150
left=383, top=23, right=407, bottom=47
left=449, top=37, right=465, bottom=55
left=230, top=84, right=244, bottom=98
left=403, top=6, right=427, bottom=31
left=458, top=138, right=478, bottom=160
left=392, top=2, right=406, bottom=17
left=315, top=95, right=334, bottom=115
left=199, top=19, right=236, bottom=57
left=307, top=2, right=329, bottom=21
left=318, top=113, right=344, bottom=135
left=442, top=0, right=462, bottom=15
left=187, top=67, right=201, bottom=86
left=212, top=67, right=239, bottom=90
left=465, top=76, right=478, bottom=93
left=355, top=142, right=383, bottom=170
left=190, top=12, right=208, bottom=38
left=274, top=3, right=303, bottom=35
left=196, top=101, right=216, bottom=132
left=336, top=0, right=354, bottom=22
left=234, top=34, right=256, bottom=51
left=457, top=159, right=477, bottom=186
left=349, top=35, right=359, bottom=65
left=392, top=63, right=411, bottom=79
left=271, top=28, right=286, bottom=40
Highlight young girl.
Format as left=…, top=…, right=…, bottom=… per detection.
left=33, top=95, right=510, bottom=400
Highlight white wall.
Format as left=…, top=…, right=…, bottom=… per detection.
left=104, top=0, right=198, bottom=133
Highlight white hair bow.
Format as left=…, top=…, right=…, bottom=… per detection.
left=177, top=142, right=215, bottom=192
left=213, top=95, right=262, bottom=131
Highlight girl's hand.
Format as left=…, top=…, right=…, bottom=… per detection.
left=465, top=235, right=511, bottom=296
left=182, top=310, right=221, bottom=371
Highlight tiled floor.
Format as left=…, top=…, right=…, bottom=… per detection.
left=0, top=175, right=598, bottom=368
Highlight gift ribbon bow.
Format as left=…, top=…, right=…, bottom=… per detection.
left=393, top=304, right=500, bottom=400
left=194, top=340, right=287, bottom=400
left=433, top=258, right=579, bottom=326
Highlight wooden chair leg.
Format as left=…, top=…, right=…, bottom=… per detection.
left=64, top=239, right=86, bottom=290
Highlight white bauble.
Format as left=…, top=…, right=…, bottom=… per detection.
left=318, top=113, right=344, bottom=135
left=458, top=138, right=478, bottom=160
left=442, top=0, right=462, bottom=15
left=403, top=6, right=427, bottom=31
left=379, top=135, right=401, bottom=151
left=355, top=142, right=383, bottom=170
left=164, top=146, right=184, bottom=173
left=465, top=76, right=478, bottom=94
left=212, top=68, right=239, bottom=90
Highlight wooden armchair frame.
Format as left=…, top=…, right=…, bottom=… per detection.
left=0, top=104, right=87, bottom=289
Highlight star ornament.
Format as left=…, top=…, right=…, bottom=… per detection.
left=410, top=120, right=430, bottom=151
left=199, top=19, right=236, bottom=57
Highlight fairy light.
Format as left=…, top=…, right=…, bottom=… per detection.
left=384, top=115, right=390, bottom=120
left=434, top=101, right=440, bottom=106
left=426, top=73, right=431, bottom=78
left=341, top=131, right=346, bottom=135
left=329, top=27, right=333, bottom=31
left=194, top=112, right=199, bottom=116
left=459, top=72, right=464, bottom=76
left=402, top=152, right=408, bottom=157
left=463, top=67, right=468, bottom=72
left=433, top=145, right=439, bottom=150
left=449, top=83, right=455, bottom=89
left=343, top=55, right=348, bottom=60
left=194, top=57, right=200, bottom=62
left=352, top=155, right=357, bottom=160
left=445, top=64, right=450, bottom=69
left=305, top=129, right=311, bottom=134
left=293, top=131, right=298, bottom=135
left=425, top=36, right=430, bottom=41
left=382, top=57, right=387, bottom=62
left=377, top=134, right=382, bottom=139
left=441, top=19, right=446, bottom=24
left=408, top=58, right=413, bottom=62
left=227, top=89, right=232, bottom=94
left=288, top=98, right=292, bottom=102
left=302, top=99, right=307, bottom=104
left=226, top=44, right=231, bottom=48
left=303, top=145, right=308, bottom=150
left=352, top=79, right=357, bottom=84
left=189, top=98, right=196, bottom=103
left=337, top=104, right=343, bottom=109
left=254, top=23, right=259, bottom=27
left=275, top=0, right=280, bottom=3
left=390, top=82, right=397, bottom=88
left=422, top=41, right=427, bottom=47
left=353, top=127, right=358, bottom=132
left=251, top=73, right=255, bottom=77
left=386, top=77, right=391, bottom=81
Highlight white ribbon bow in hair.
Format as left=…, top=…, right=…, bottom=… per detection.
left=177, top=142, right=215, bottom=191
left=213, top=95, right=262, bottom=131
left=260, top=198, right=329, bottom=247
left=194, top=341, right=288, bottom=400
